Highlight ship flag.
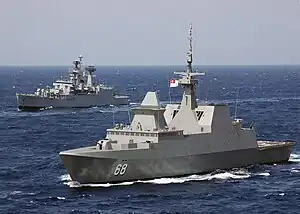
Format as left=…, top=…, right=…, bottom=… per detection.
left=169, top=79, right=179, bottom=88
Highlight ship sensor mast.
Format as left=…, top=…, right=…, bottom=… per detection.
left=174, top=23, right=205, bottom=109
left=187, top=23, right=193, bottom=74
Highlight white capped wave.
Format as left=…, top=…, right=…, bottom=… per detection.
left=257, top=172, right=270, bottom=176
left=129, top=102, right=140, bottom=106
left=10, top=190, right=22, bottom=195
left=59, top=174, right=71, bottom=181
left=289, top=153, right=300, bottom=163
left=6, top=191, right=36, bottom=197
left=57, top=196, right=66, bottom=200
left=291, top=168, right=300, bottom=173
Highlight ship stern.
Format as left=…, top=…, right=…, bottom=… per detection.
left=16, top=93, right=47, bottom=111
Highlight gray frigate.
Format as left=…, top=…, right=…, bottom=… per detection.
left=16, top=55, right=129, bottom=111
left=59, top=26, right=296, bottom=184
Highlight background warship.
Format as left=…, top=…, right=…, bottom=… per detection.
left=59, top=25, right=295, bottom=184
left=16, top=55, right=129, bottom=110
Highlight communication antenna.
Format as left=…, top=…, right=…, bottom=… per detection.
left=127, top=108, right=131, bottom=125
left=168, top=77, right=172, bottom=104
left=205, top=86, right=211, bottom=104
left=125, top=91, right=131, bottom=124
left=234, top=87, right=240, bottom=119
left=79, top=55, right=83, bottom=63
left=186, top=23, right=193, bottom=74
left=112, top=106, right=116, bottom=127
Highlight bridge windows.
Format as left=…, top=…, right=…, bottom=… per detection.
left=108, top=131, right=159, bottom=137
left=158, top=131, right=183, bottom=137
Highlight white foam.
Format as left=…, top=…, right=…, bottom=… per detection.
left=8, top=191, right=36, bottom=196
left=66, top=181, right=135, bottom=188
left=10, top=191, right=22, bottom=195
left=291, top=167, right=300, bottom=173
left=57, top=197, right=66, bottom=200
left=257, top=172, right=270, bottom=176
left=61, top=169, right=251, bottom=188
left=289, top=153, right=300, bottom=163
left=129, top=102, right=140, bottom=106
left=59, top=174, right=71, bottom=181
left=144, top=171, right=251, bottom=184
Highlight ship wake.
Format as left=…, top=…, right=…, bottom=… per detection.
left=59, top=168, right=267, bottom=188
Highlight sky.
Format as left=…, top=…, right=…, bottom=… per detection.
left=1, top=0, right=300, bottom=66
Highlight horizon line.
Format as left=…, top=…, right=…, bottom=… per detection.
left=1, top=64, right=300, bottom=67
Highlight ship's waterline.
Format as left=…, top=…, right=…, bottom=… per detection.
left=60, top=142, right=293, bottom=184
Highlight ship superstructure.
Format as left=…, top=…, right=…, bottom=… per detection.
left=59, top=25, right=295, bottom=184
left=16, top=55, right=129, bottom=110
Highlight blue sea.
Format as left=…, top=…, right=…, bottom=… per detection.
left=0, top=65, right=299, bottom=214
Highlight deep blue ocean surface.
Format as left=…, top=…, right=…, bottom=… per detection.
left=0, top=65, right=299, bottom=213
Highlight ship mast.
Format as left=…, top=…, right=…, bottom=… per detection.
left=79, top=55, right=83, bottom=64
left=174, top=23, right=205, bottom=110
left=187, top=23, right=193, bottom=74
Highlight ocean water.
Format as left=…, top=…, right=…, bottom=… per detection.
left=0, top=65, right=299, bottom=214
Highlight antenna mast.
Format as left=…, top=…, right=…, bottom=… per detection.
left=112, top=107, right=116, bottom=127
left=234, top=87, right=240, bottom=119
left=173, top=23, right=205, bottom=110
left=187, top=23, right=193, bottom=74
left=79, top=55, right=83, bottom=63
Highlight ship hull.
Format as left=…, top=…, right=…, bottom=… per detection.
left=59, top=142, right=293, bottom=184
left=16, top=93, right=128, bottom=111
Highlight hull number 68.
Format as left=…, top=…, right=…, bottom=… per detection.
left=113, top=163, right=128, bottom=176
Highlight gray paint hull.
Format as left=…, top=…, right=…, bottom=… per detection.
left=16, top=93, right=128, bottom=110
left=60, top=145, right=293, bottom=184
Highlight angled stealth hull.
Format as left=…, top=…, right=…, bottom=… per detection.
left=59, top=26, right=296, bottom=185
left=59, top=141, right=294, bottom=184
